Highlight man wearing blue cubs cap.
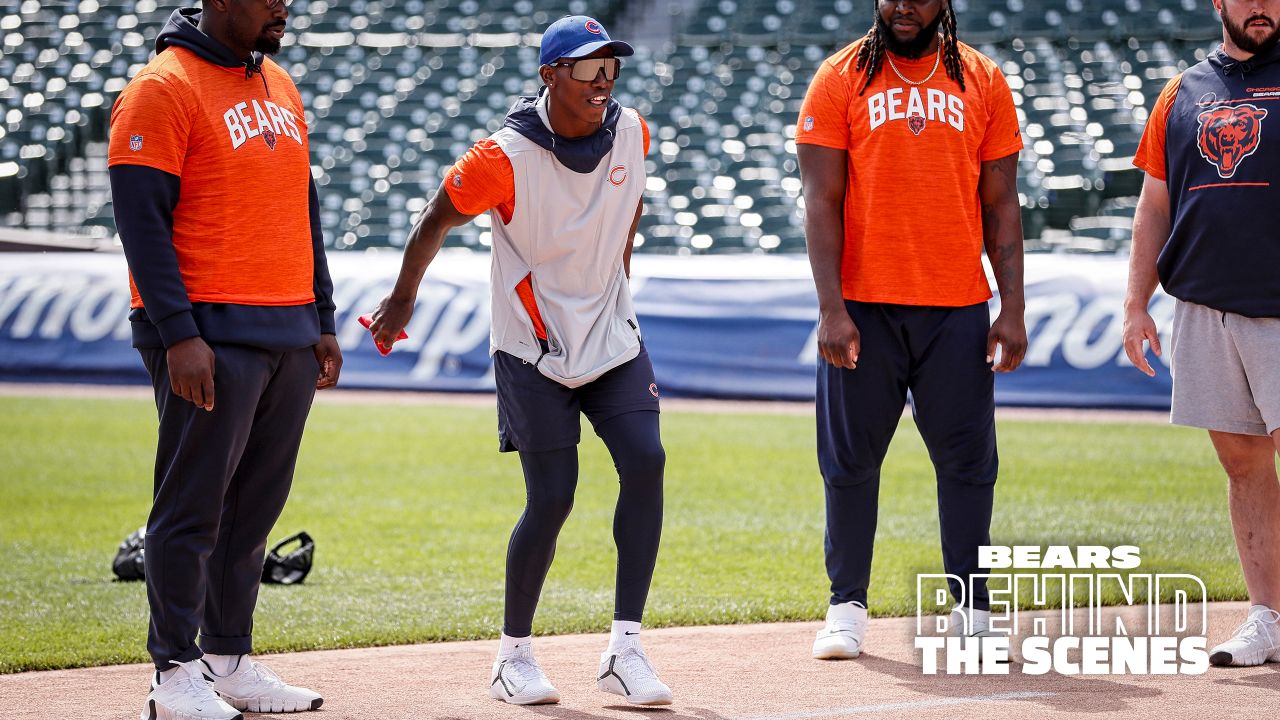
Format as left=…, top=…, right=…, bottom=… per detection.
left=538, top=14, right=635, bottom=65
left=370, top=14, right=672, bottom=708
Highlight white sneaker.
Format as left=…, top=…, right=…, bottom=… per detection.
left=597, top=645, right=673, bottom=706
left=948, top=606, right=992, bottom=636
left=205, top=656, right=323, bottom=713
left=141, top=659, right=242, bottom=720
left=812, top=602, right=866, bottom=659
left=948, top=606, right=1005, bottom=660
left=488, top=644, right=560, bottom=705
left=1209, top=604, right=1280, bottom=667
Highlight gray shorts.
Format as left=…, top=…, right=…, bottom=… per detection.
left=1170, top=299, right=1280, bottom=436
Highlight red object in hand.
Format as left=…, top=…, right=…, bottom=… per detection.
left=358, top=313, right=408, bottom=356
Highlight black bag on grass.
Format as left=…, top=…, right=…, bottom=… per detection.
left=111, top=528, right=314, bottom=584
left=111, top=526, right=147, bottom=581
left=262, top=531, right=314, bottom=585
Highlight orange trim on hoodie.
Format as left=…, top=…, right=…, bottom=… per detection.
left=444, top=116, right=651, bottom=340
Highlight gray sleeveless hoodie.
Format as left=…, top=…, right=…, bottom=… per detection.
left=487, top=90, right=646, bottom=387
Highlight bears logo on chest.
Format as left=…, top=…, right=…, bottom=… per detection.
left=1196, top=103, right=1268, bottom=179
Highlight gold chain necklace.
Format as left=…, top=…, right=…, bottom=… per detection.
left=884, top=48, right=941, bottom=86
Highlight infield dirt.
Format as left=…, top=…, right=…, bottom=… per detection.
left=2, top=602, right=1276, bottom=719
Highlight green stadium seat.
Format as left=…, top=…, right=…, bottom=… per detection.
left=0, top=0, right=1225, bottom=254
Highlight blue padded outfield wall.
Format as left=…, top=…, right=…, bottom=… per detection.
left=0, top=252, right=1173, bottom=408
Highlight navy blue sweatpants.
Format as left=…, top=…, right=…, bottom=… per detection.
left=817, top=301, right=997, bottom=611
left=139, top=343, right=318, bottom=670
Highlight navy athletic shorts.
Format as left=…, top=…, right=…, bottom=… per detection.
left=493, top=344, right=660, bottom=453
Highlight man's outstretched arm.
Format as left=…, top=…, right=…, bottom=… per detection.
left=370, top=182, right=475, bottom=348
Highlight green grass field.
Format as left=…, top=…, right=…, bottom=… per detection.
left=0, top=395, right=1245, bottom=673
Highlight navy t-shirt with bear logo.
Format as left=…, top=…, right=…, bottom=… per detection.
left=1135, top=43, right=1280, bottom=318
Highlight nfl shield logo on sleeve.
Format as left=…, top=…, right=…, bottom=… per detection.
left=129, top=135, right=143, bottom=151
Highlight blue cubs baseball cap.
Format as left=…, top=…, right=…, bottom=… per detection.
left=538, top=15, right=634, bottom=66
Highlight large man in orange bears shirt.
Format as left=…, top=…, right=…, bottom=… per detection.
left=107, top=1, right=338, bottom=718
left=369, top=16, right=673, bottom=708
left=796, top=0, right=1027, bottom=659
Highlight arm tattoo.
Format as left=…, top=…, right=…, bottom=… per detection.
left=981, top=156, right=1023, bottom=298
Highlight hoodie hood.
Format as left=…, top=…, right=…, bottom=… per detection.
left=156, top=8, right=265, bottom=78
left=1209, top=39, right=1280, bottom=76
left=503, top=87, right=622, bottom=174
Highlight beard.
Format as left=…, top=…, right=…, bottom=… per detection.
left=876, top=10, right=944, bottom=59
left=255, top=37, right=281, bottom=54
left=1221, top=4, right=1280, bottom=55
left=255, top=23, right=286, bottom=55
left=255, top=37, right=282, bottom=54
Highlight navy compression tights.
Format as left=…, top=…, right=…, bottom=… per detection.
left=502, top=410, right=665, bottom=637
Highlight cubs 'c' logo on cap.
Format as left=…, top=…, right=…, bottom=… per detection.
left=585, top=19, right=602, bottom=34
left=1197, top=103, right=1268, bottom=179
left=608, top=165, right=627, bottom=186
left=908, top=113, right=926, bottom=136
left=129, top=135, right=143, bottom=151
left=262, top=128, right=278, bottom=150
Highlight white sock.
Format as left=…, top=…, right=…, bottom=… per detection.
left=498, top=633, right=531, bottom=660
left=157, top=667, right=177, bottom=683
left=608, top=620, right=642, bottom=652
left=201, top=654, right=242, bottom=676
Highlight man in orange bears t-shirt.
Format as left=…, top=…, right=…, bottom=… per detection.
left=108, top=1, right=338, bottom=717
left=796, top=0, right=1026, bottom=659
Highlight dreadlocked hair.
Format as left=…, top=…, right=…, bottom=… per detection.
left=854, top=13, right=886, bottom=96
left=940, top=2, right=966, bottom=92
left=855, top=0, right=967, bottom=95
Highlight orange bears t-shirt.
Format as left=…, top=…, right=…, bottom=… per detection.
left=1133, top=75, right=1183, bottom=181
left=796, top=40, right=1023, bottom=306
left=108, top=46, right=315, bottom=309
left=443, top=114, right=650, bottom=339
